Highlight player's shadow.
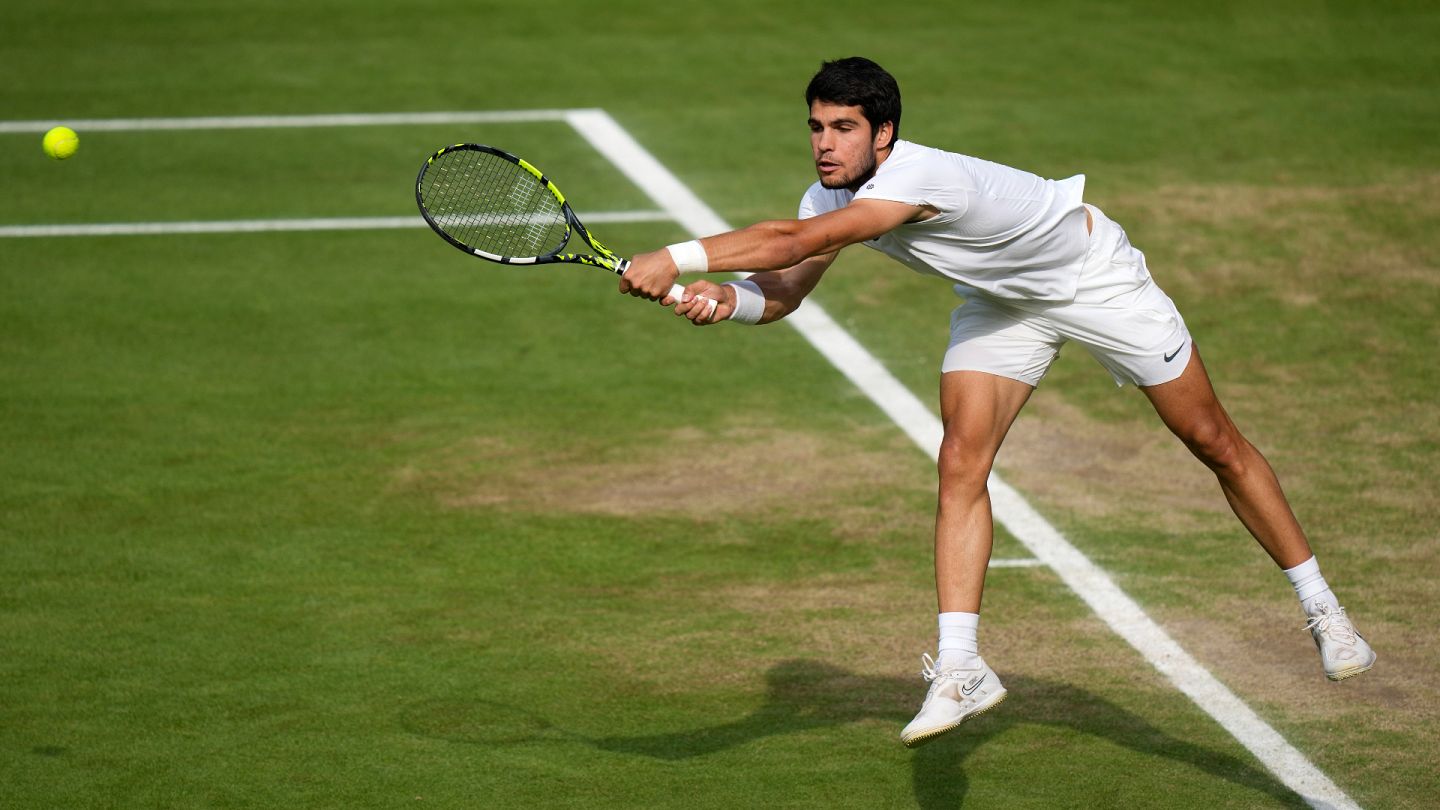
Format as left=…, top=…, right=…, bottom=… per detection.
left=590, top=659, right=1308, bottom=808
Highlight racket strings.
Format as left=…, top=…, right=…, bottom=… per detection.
left=421, top=149, right=569, bottom=258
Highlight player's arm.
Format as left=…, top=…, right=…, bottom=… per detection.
left=673, top=251, right=836, bottom=325
left=743, top=252, right=835, bottom=323
left=620, top=199, right=931, bottom=303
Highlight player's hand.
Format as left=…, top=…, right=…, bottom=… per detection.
left=618, top=250, right=681, bottom=301
left=673, top=280, right=732, bottom=326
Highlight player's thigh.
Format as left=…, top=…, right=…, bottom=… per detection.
left=937, top=370, right=1035, bottom=482
left=939, top=370, right=1035, bottom=441
left=1139, top=346, right=1238, bottom=453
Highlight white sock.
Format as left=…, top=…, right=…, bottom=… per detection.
left=937, top=612, right=980, bottom=669
left=1283, top=555, right=1338, bottom=616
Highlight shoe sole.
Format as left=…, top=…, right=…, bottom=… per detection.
left=1327, top=660, right=1376, bottom=682
left=901, top=690, right=1007, bottom=749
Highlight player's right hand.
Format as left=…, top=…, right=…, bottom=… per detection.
left=619, top=250, right=681, bottom=301
left=674, top=280, right=733, bottom=326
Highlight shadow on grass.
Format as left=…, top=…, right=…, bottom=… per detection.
left=403, top=659, right=1308, bottom=808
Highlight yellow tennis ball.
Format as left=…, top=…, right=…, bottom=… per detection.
left=43, top=126, right=80, bottom=160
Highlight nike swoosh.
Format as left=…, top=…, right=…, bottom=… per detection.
left=1164, top=342, right=1186, bottom=363
left=961, top=674, right=987, bottom=696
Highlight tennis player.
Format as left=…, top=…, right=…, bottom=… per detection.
left=620, top=57, right=1375, bottom=747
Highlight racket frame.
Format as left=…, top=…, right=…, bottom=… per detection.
left=415, top=143, right=632, bottom=277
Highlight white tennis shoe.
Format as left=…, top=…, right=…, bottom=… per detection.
left=1304, top=602, right=1376, bottom=681
left=900, top=653, right=1007, bottom=748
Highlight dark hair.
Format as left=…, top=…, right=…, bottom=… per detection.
left=805, top=57, right=902, bottom=145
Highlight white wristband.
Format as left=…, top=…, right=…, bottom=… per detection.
left=724, top=279, right=765, bottom=324
left=665, top=240, right=709, bottom=273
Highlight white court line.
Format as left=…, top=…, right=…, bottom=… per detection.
left=568, top=108, right=1359, bottom=810
left=987, top=558, right=1048, bottom=568
left=0, top=110, right=573, bottom=134
left=0, top=211, right=670, bottom=239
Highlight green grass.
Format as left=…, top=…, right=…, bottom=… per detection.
left=3, top=1, right=1438, bottom=807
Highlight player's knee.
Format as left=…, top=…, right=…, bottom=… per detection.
left=1180, top=420, right=1245, bottom=473
left=936, top=434, right=995, bottom=494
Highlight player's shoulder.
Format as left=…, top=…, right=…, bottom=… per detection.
left=878, top=139, right=969, bottom=178
left=890, top=139, right=940, bottom=161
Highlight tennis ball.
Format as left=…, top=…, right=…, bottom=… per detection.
left=43, top=126, right=79, bottom=160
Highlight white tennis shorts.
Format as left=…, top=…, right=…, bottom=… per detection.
left=942, top=205, right=1192, bottom=388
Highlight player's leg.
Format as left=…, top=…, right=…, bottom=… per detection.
left=902, top=369, right=1031, bottom=748
left=1140, top=347, right=1310, bottom=567
left=1065, top=203, right=1374, bottom=681
left=903, top=298, right=1057, bottom=748
left=934, top=370, right=1034, bottom=614
left=1141, top=346, right=1375, bottom=680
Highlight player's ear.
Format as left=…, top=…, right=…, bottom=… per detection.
left=875, top=121, right=895, bottom=151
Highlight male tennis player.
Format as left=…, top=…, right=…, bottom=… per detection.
left=620, top=57, right=1375, bottom=747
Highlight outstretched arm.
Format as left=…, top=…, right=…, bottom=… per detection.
left=619, top=198, right=932, bottom=305
left=672, top=251, right=836, bottom=325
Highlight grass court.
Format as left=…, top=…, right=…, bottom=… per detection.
left=1, top=1, right=1437, bottom=807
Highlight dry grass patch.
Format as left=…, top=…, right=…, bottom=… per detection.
left=1094, top=173, right=1434, bottom=321
left=708, top=574, right=932, bottom=669
left=1107, top=173, right=1440, bottom=310
left=392, top=421, right=935, bottom=540
left=1155, top=593, right=1416, bottom=718
left=997, top=394, right=1229, bottom=532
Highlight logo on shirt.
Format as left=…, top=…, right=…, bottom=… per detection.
left=866, top=183, right=874, bottom=189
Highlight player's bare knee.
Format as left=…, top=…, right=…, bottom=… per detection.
left=1181, top=420, right=1246, bottom=473
left=936, top=436, right=995, bottom=495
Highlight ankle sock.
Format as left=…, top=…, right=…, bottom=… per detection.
left=1283, top=555, right=1338, bottom=616
left=937, top=611, right=980, bottom=668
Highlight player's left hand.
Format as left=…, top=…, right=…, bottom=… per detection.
left=674, top=280, right=731, bottom=325
left=619, top=250, right=681, bottom=301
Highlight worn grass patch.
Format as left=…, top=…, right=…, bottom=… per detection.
left=1111, top=173, right=1440, bottom=307
left=393, top=421, right=938, bottom=543
left=998, top=395, right=1227, bottom=530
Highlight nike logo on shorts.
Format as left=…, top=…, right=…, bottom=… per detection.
left=1164, top=342, right=1186, bottom=363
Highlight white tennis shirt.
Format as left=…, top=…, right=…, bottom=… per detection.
left=798, top=139, right=1090, bottom=301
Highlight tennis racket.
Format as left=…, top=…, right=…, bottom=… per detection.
left=415, top=143, right=697, bottom=308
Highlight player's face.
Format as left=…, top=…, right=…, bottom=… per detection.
left=809, top=101, right=894, bottom=191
